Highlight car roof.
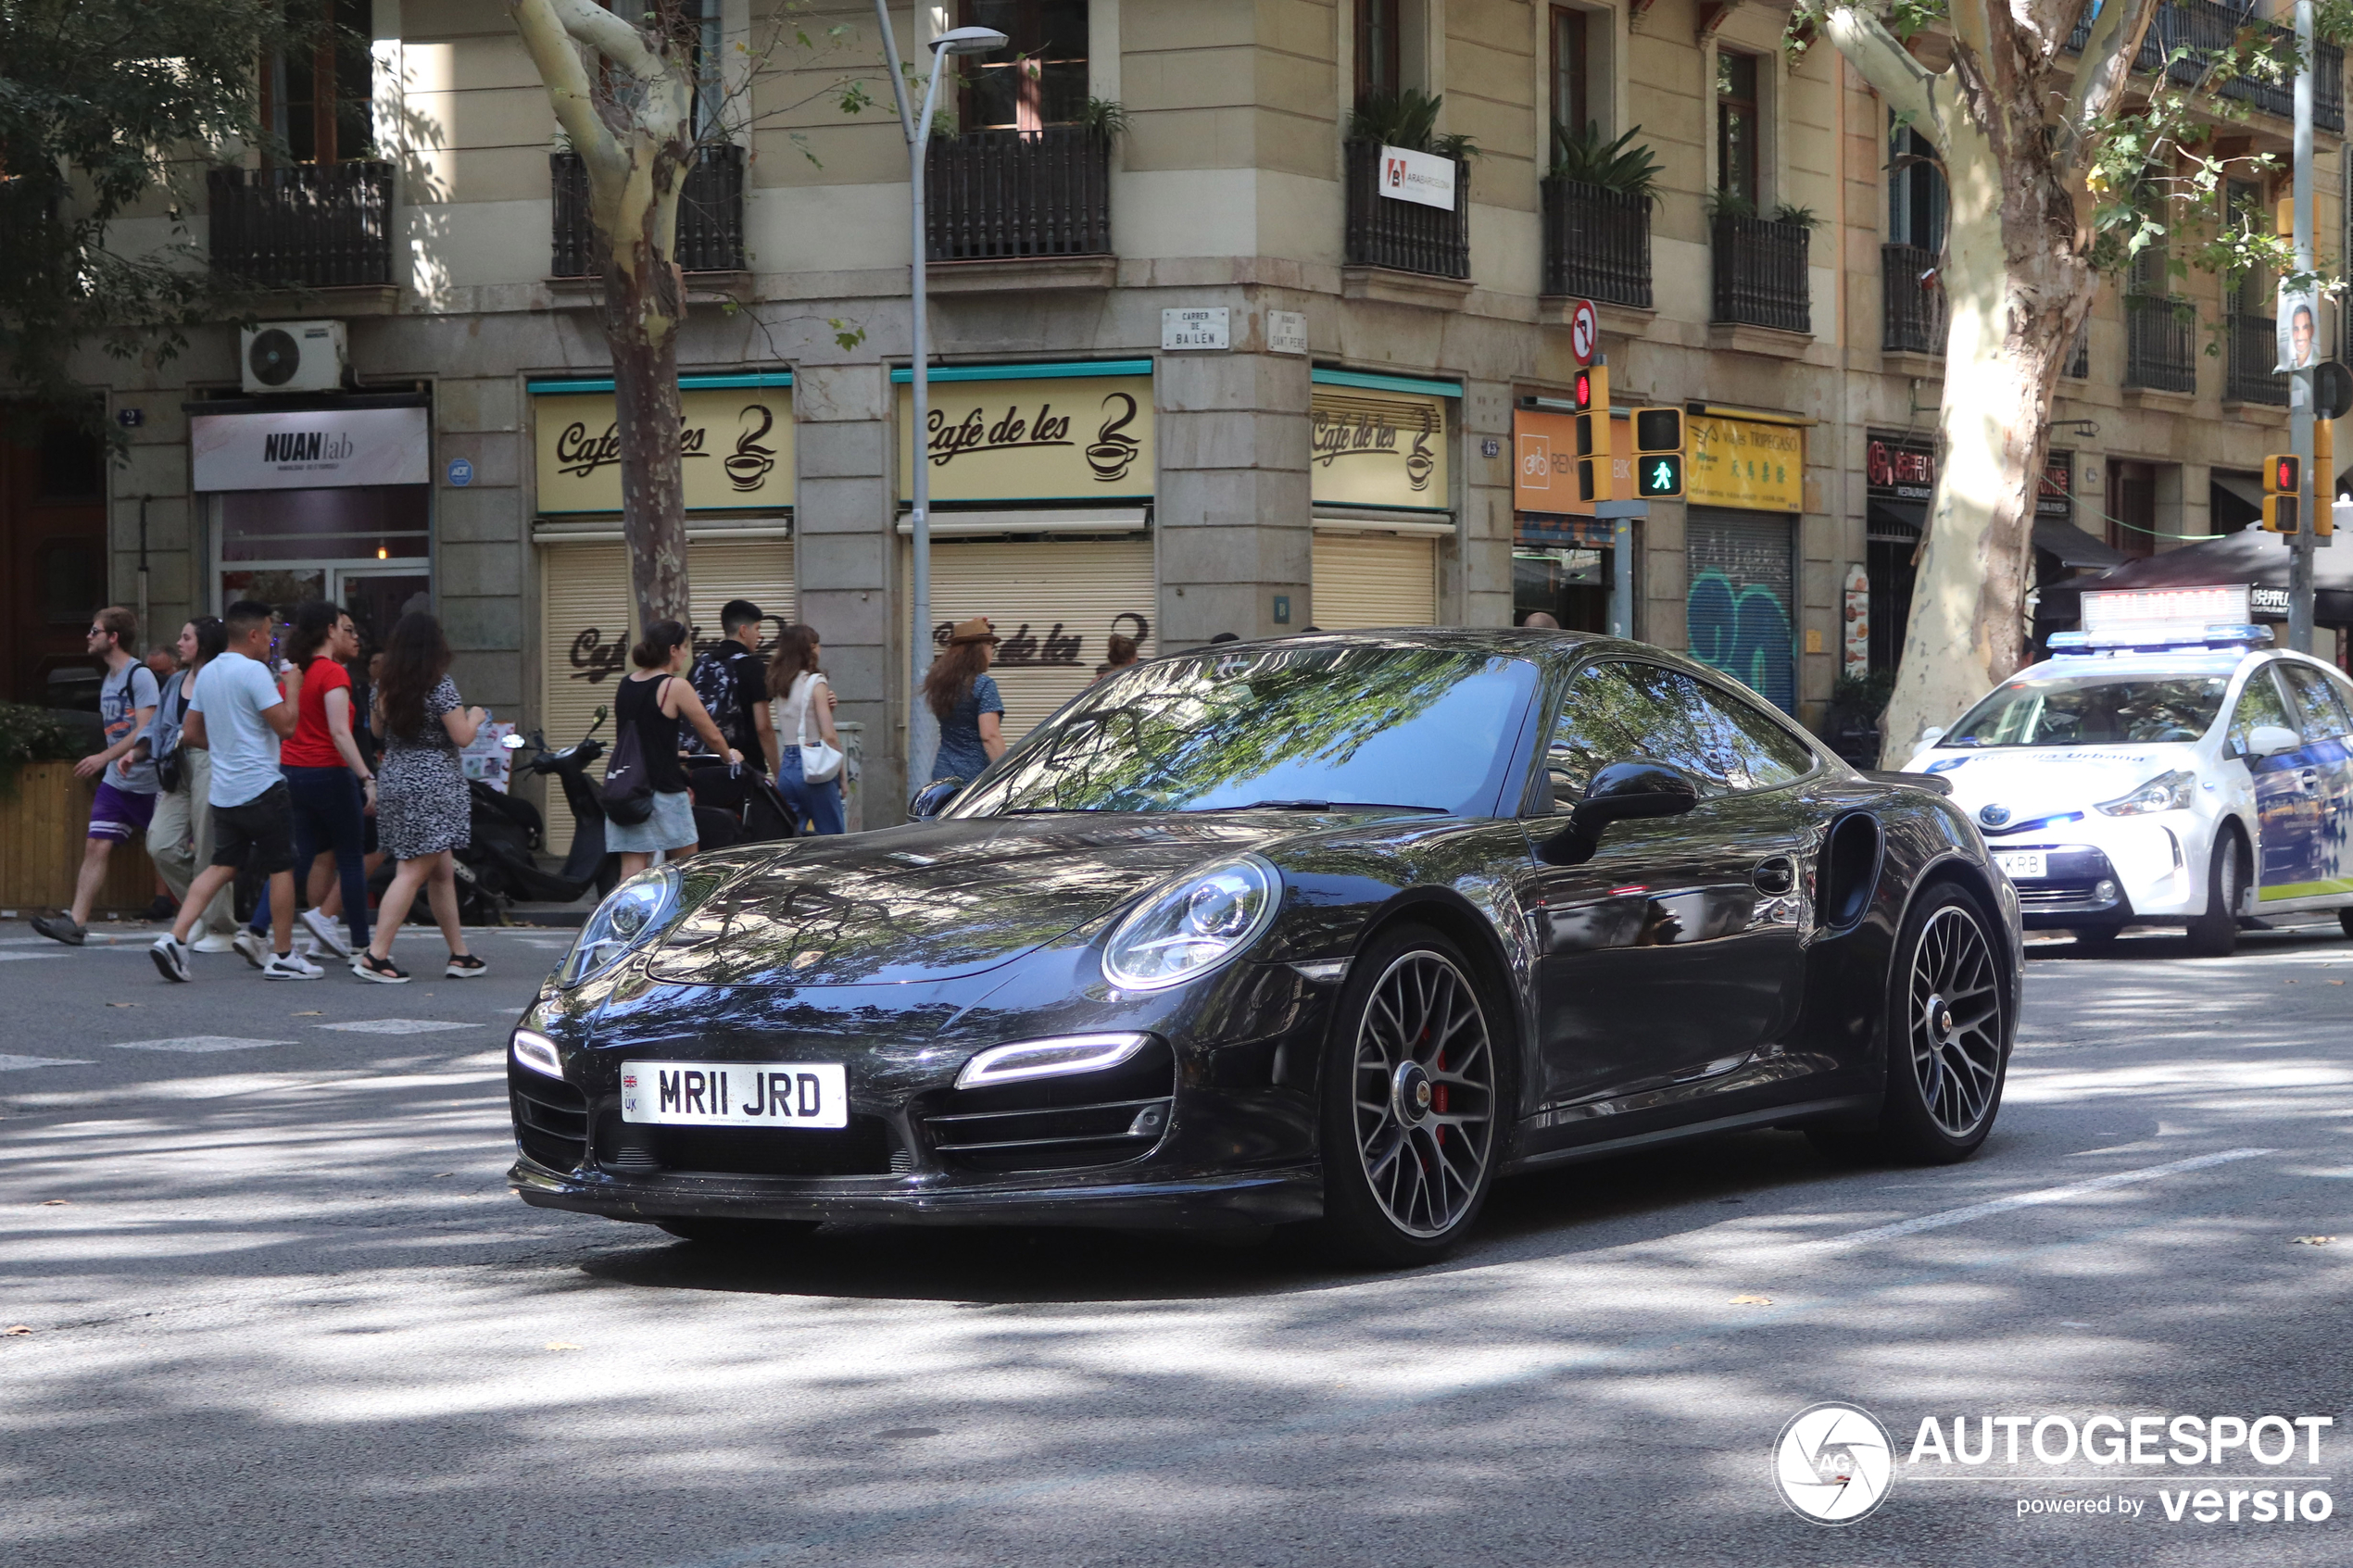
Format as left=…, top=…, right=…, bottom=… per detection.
left=1168, top=627, right=1642, bottom=664
left=2007, top=648, right=2261, bottom=682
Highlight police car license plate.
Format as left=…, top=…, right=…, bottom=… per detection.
left=1994, top=850, right=2046, bottom=882
left=619, top=1061, right=849, bottom=1129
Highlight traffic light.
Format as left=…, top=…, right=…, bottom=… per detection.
left=2263, top=452, right=2301, bottom=533
left=2265, top=495, right=2301, bottom=533
left=1631, top=406, right=1685, bottom=498
left=2320, top=418, right=2337, bottom=538
left=1574, top=365, right=1611, bottom=502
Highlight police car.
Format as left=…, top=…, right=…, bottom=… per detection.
left=1905, top=594, right=2353, bottom=955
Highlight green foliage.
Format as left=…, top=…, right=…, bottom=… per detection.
left=1830, top=669, right=1896, bottom=720
left=0, top=702, right=89, bottom=800
left=1549, top=121, right=1662, bottom=200
left=1704, top=190, right=1818, bottom=230
left=1347, top=89, right=1478, bottom=159
left=1078, top=98, right=1131, bottom=139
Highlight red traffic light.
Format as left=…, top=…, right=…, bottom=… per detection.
left=2277, top=457, right=2298, bottom=490
left=1573, top=370, right=1593, bottom=411
left=2263, top=454, right=2301, bottom=495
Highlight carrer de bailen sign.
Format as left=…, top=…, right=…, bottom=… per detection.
left=192, top=406, right=430, bottom=491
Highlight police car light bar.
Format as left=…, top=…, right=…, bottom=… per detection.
left=2048, top=623, right=2272, bottom=654
left=2080, top=585, right=2250, bottom=631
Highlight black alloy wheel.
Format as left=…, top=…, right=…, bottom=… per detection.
left=2185, top=832, right=2246, bottom=958
left=655, top=1218, right=822, bottom=1246
left=1319, top=925, right=1505, bottom=1266
left=1811, top=883, right=2009, bottom=1166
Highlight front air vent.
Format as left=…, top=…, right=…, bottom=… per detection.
left=510, top=1066, right=589, bottom=1172
left=1819, top=812, right=1882, bottom=931
left=916, top=1037, right=1176, bottom=1173
left=592, top=1110, right=900, bottom=1178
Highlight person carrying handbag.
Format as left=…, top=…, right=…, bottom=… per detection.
left=764, top=623, right=846, bottom=835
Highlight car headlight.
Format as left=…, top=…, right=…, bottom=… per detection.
left=557, top=866, right=686, bottom=987
left=2097, top=769, right=2197, bottom=816
left=1101, top=854, right=1281, bottom=991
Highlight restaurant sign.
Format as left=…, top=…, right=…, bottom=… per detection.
left=1312, top=385, right=1451, bottom=509
left=535, top=387, right=795, bottom=512
left=1686, top=415, right=1805, bottom=511
left=2038, top=450, right=2073, bottom=519
left=1866, top=434, right=1935, bottom=501
left=896, top=374, right=1155, bottom=503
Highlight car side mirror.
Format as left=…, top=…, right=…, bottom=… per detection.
left=2246, top=723, right=2302, bottom=759
left=1919, top=726, right=1946, bottom=746
left=911, top=777, right=964, bottom=820
left=1538, top=759, right=1699, bottom=866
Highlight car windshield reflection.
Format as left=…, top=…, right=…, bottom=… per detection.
left=1943, top=674, right=2229, bottom=747
left=950, top=644, right=1541, bottom=820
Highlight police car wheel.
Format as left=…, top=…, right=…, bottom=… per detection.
left=2340, top=909, right=2353, bottom=939
left=2072, top=925, right=2120, bottom=946
left=655, top=1217, right=821, bottom=1245
left=2185, top=833, right=2246, bottom=959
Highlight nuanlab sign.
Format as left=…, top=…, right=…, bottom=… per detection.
left=192, top=406, right=430, bottom=491
left=896, top=372, right=1156, bottom=503
left=534, top=387, right=796, bottom=513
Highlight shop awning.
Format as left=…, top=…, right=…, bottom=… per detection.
left=1867, top=499, right=1924, bottom=539
left=2210, top=471, right=2266, bottom=511
left=2039, top=525, right=2353, bottom=625
left=2032, top=519, right=2127, bottom=570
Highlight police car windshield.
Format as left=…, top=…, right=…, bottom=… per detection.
left=1943, top=674, right=2228, bottom=747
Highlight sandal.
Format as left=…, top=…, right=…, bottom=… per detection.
left=445, top=952, right=488, bottom=979
left=353, top=951, right=411, bottom=985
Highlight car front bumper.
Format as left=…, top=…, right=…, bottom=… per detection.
left=1993, top=813, right=2208, bottom=926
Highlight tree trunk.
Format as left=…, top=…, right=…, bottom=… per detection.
left=606, top=214, right=691, bottom=632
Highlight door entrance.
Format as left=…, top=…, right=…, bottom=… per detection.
left=1, top=417, right=107, bottom=705
left=333, top=570, right=433, bottom=649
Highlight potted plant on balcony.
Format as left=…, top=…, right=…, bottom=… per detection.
left=1343, top=89, right=1476, bottom=279
left=1543, top=122, right=1660, bottom=306
left=1706, top=192, right=1815, bottom=332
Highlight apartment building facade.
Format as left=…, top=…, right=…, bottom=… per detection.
left=32, top=0, right=2343, bottom=812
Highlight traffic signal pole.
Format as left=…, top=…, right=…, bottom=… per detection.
left=2291, top=0, right=2318, bottom=652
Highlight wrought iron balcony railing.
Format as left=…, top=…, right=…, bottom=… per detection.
left=1344, top=142, right=1471, bottom=280
left=1881, top=243, right=1945, bottom=354
left=551, top=144, right=746, bottom=277
left=926, top=126, right=1112, bottom=260
left=1541, top=177, right=1652, bottom=307
left=2068, top=1, right=2344, bottom=132
left=208, top=161, right=395, bottom=289
left=2125, top=294, right=2197, bottom=392
left=2225, top=311, right=2290, bottom=404
left=1713, top=215, right=1811, bottom=333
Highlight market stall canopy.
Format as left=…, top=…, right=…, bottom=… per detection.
left=2039, top=525, right=2353, bottom=625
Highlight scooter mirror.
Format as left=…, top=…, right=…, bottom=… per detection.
left=500, top=734, right=530, bottom=750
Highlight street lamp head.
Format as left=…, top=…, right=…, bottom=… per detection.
left=931, top=25, right=1008, bottom=55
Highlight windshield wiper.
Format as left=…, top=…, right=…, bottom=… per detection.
left=1197, top=799, right=1445, bottom=813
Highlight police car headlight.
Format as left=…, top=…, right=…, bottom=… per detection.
left=2097, top=769, right=2196, bottom=817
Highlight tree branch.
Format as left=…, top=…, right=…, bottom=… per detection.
left=508, top=0, right=622, bottom=176
left=2056, top=0, right=2162, bottom=167
left=1824, top=5, right=1943, bottom=136
left=547, top=0, right=664, bottom=81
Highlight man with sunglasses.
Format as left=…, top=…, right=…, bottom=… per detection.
left=32, top=608, right=159, bottom=946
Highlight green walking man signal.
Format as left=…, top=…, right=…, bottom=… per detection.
left=1631, top=407, right=1685, bottom=499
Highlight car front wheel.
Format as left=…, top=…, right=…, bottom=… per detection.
left=2185, top=831, right=2246, bottom=958
left=1318, top=926, right=1506, bottom=1266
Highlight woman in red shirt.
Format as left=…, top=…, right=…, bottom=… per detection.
left=251, top=600, right=375, bottom=962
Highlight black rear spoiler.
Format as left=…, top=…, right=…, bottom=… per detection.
left=1859, top=769, right=1953, bottom=797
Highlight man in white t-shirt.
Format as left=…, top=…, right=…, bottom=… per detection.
left=149, top=600, right=321, bottom=982
left=32, top=607, right=157, bottom=945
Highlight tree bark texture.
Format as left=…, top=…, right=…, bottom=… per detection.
left=510, top=0, right=697, bottom=629
left=1824, top=0, right=2159, bottom=764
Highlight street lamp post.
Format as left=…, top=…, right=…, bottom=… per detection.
left=871, top=6, right=1007, bottom=799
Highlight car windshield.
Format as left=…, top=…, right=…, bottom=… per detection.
left=950, top=644, right=1541, bottom=818
left=1941, top=673, right=2228, bottom=747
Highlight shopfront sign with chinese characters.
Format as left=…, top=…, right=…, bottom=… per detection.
left=896, top=373, right=1156, bottom=503
left=535, top=387, right=795, bottom=512
left=1686, top=415, right=1805, bottom=511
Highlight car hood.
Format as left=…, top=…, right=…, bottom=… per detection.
left=644, top=812, right=1358, bottom=988
left=1906, top=743, right=2205, bottom=826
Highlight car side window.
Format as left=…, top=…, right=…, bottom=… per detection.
left=2277, top=663, right=2353, bottom=741
left=1546, top=661, right=1675, bottom=805
left=2228, top=666, right=2297, bottom=756
left=1545, top=661, right=1813, bottom=807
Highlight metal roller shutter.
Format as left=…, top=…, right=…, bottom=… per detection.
left=1685, top=508, right=1796, bottom=712
left=1312, top=532, right=1438, bottom=628
left=905, top=536, right=1156, bottom=744
left=536, top=534, right=795, bottom=851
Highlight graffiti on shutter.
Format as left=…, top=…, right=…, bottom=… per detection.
left=1685, top=508, right=1795, bottom=713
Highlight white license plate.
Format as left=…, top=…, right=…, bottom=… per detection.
left=619, top=1061, right=849, bottom=1129
left=1994, top=850, right=2047, bottom=881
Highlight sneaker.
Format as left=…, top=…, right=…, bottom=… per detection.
left=191, top=931, right=239, bottom=955
left=149, top=935, right=191, bottom=983
left=31, top=915, right=85, bottom=947
left=445, top=953, right=488, bottom=979
left=231, top=929, right=268, bottom=970
left=261, top=950, right=324, bottom=982
left=299, top=907, right=352, bottom=959
left=353, top=951, right=410, bottom=985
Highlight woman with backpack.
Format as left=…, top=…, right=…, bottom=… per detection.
left=765, top=623, right=846, bottom=835
left=607, top=619, right=740, bottom=876
left=353, top=612, right=487, bottom=985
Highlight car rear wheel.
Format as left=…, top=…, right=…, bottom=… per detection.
left=654, top=1217, right=822, bottom=1246
left=1318, top=926, right=1505, bottom=1266
left=2339, top=909, right=2353, bottom=939
left=2185, top=832, right=2246, bottom=958
left=1809, top=883, right=2009, bottom=1167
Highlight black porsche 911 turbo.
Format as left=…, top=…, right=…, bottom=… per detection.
left=508, top=630, right=2021, bottom=1263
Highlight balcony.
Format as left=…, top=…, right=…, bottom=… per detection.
left=2226, top=311, right=2289, bottom=405
left=2065, top=325, right=2090, bottom=380
left=1541, top=177, right=1652, bottom=308
left=1343, top=141, right=1470, bottom=282
left=550, top=144, right=745, bottom=278
left=2068, top=1, right=2344, bottom=132
left=1712, top=215, right=1811, bottom=335
left=1881, top=243, right=1945, bottom=355
left=2125, top=294, right=2196, bottom=393
left=925, top=126, right=1111, bottom=263
left=207, top=162, right=395, bottom=290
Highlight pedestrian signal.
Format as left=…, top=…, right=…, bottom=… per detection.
left=1631, top=407, right=1685, bottom=498
left=2263, top=494, right=2301, bottom=533
left=1579, top=456, right=1606, bottom=502
left=1633, top=407, right=1684, bottom=456
left=2317, top=361, right=2353, bottom=422
left=2265, top=454, right=2300, bottom=494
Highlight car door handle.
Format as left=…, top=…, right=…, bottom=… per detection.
left=1752, top=856, right=1796, bottom=896
left=2301, top=768, right=2321, bottom=788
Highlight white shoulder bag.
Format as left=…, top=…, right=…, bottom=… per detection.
left=795, top=673, right=845, bottom=784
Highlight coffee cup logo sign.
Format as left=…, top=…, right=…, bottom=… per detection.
left=564, top=616, right=787, bottom=684
left=534, top=388, right=794, bottom=512
left=1310, top=386, right=1451, bottom=510
left=896, top=374, right=1155, bottom=502
left=932, top=611, right=1150, bottom=670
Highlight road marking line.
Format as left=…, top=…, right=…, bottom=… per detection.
left=314, top=1020, right=479, bottom=1035
left=0, top=1055, right=94, bottom=1072
left=1812, top=1147, right=2273, bottom=1252
left=106, top=1036, right=297, bottom=1053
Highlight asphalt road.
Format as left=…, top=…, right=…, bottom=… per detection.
left=4, top=916, right=2351, bottom=1566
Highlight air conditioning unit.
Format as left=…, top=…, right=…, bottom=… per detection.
left=240, top=320, right=348, bottom=395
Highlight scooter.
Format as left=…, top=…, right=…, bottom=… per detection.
left=680, top=753, right=799, bottom=850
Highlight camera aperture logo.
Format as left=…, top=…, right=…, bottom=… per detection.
left=1775, top=1402, right=1895, bottom=1524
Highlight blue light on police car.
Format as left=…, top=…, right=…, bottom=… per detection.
left=2052, top=622, right=2271, bottom=658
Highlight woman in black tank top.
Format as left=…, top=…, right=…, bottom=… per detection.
left=610, top=620, right=740, bottom=875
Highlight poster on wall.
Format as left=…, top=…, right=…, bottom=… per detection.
left=535, top=387, right=796, bottom=513
left=1312, top=385, right=1451, bottom=509
left=1842, top=564, right=1870, bottom=676
left=2278, top=281, right=2321, bottom=370
left=896, top=374, right=1156, bottom=503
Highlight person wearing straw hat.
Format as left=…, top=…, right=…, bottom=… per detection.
left=922, top=617, right=1005, bottom=784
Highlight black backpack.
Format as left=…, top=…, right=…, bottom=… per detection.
left=598, top=678, right=662, bottom=826
left=684, top=647, right=742, bottom=755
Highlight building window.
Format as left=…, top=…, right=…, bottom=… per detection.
left=1888, top=116, right=1944, bottom=251
left=960, top=1, right=1089, bottom=132
left=1552, top=7, right=1592, bottom=136
left=265, top=0, right=376, bottom=164
left=1357, top=0, right=1403, bottom=102
left=2224, top=178, right=2267, bottom=313
left=1716, top=50, right=1760, bottom=208
left=2108, top=460, right=2157, bottom=560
